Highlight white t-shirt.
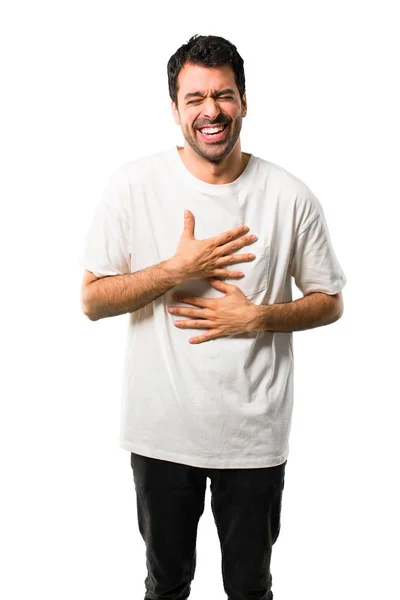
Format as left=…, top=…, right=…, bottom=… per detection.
left=80, top=146, right=347, bottom=468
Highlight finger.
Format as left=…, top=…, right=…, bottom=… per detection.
left=207, top=278, right=236, bottom=291
left=189, top=329, right=224, bottom=344
left=173, top=319, right=215, bottom=329
left=215, top=235, right=258, bottom=257
left=215, top=251, right=256, bottom=265
left=172, top=294, right=210, bottom=308
left=214, top=225, right=250, bottom=247
left=210, top=269, right=245, bottom=279
left=182, top=209, right=195, bottom=239
left=168, top=307, right=211, bottom=318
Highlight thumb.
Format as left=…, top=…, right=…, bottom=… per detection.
left=207, top=278, right=235, bottom=293
left=182, top=209, right=195, bottom=239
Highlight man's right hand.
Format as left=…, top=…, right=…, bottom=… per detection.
left=170, top=209, right=258, bottom=281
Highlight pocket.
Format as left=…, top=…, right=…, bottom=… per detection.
left=236, top=243, right=270, bottom=297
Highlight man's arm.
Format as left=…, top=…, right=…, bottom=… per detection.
left=81, top=215, right=259, bottom=322
left=82, top=260, right=186, bottom=321
left=254, top=291, right=343, bottom=333
left=167, top=280, right=344, bottom=344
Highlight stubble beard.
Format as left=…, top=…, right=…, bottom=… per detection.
left=182, top=115, right=243, bottom=164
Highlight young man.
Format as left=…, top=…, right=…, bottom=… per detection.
left=80, top=34, right=346, bottom=600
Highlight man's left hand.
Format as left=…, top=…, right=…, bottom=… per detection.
left=167, top=278, right=261, bottom=344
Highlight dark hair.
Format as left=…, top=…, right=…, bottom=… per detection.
left=167, top=34, right=245, bottom=106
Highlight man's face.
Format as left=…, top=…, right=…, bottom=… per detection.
left=172, top=62, right=247, bottom=163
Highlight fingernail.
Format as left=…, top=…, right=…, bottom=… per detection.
left=251, top=235, right=258, bottom=241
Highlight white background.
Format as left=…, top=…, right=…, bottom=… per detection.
left=1, top=1, right=399, bottom=599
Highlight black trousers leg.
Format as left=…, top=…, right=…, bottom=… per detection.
left=131, top=453, right=207, bottom=600
left=209, top=460, right=286, bottom=600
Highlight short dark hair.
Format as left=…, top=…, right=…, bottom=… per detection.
left=167, top=34, right=246, bottom=106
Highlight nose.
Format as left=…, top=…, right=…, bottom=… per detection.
left=202, top=97, right=220, bottom=121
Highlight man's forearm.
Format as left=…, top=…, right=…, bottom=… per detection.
left=254, top=292, right=343, bottom=333
left=82, top=259, right=185, bottom=321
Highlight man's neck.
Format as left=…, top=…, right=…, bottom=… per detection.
left=177, top=144, right=250, bottom=185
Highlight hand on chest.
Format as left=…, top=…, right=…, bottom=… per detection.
left=147, top=196, right=271, bottom=299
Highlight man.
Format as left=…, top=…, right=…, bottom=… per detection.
left=80, top=34, right=346, bottom=600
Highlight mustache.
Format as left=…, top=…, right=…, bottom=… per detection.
left=195, top=118, right=230, bottom=129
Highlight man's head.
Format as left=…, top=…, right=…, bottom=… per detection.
left=167, top=34, right=247, bottom=163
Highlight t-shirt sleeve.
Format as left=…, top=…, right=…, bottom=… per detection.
left=79, top=166, right=131, bottom=277
left=289, top=198, right=347, bottom=296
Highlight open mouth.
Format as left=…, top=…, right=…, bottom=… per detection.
left=197, top=123, right=229, bottom=142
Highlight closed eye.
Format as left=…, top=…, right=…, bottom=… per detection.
left=187, top=96, right=234, bottom=105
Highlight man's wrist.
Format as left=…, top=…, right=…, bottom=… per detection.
left=251, top=293, right=342, bottom=333
left=252, top=304, right=270, bottom=333
left=163, top=257, right=189, bottom=286
left=252, top=301, right=301, bottom=333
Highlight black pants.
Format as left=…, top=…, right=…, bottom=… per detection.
left=130, top=452, right=287, bottom=600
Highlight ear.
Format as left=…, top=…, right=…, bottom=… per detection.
left=241, top=92, right=247, bottom=118
left=171, top=101, right=180, bottom=125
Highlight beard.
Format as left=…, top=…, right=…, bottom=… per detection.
left=181, top=114, right=243, bottom=163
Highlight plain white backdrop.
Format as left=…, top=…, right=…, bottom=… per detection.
left=1, top=1, right=399, bottom=599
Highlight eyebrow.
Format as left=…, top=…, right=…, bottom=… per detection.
left=184, top=88, right=236, bottom=101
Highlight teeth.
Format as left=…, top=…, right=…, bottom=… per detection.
left=200, top=125, right=225, bottom=134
